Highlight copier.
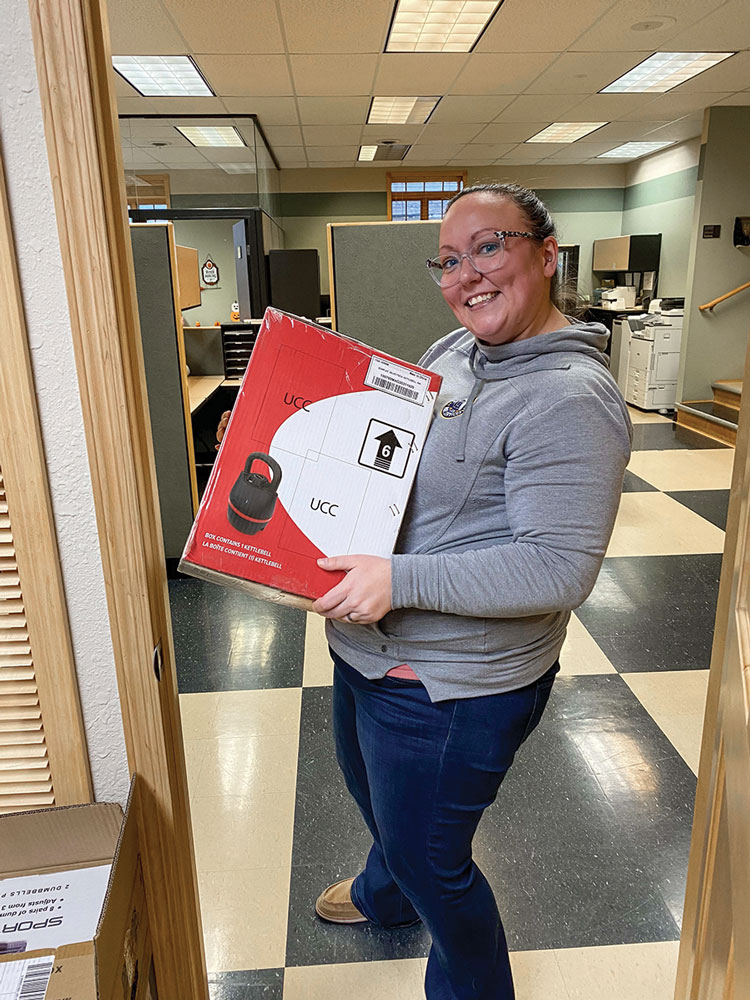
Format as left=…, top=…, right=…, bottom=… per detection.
left=614, top=298, right=684, bottom=411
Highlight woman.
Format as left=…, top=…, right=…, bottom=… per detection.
left=225, top=183, right=632, bottom=999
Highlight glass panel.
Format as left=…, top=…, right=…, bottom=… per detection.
left=444, top=180, right=459, bottom=191
left=427, top=199, right=444, bottom=219
left=425, top=181, right=442, bottom=191
left=406, top=200, right=421, bottom=220
left=406, top=181, right=424, bottom=192
left=391, top=181, right=406, bottom=192
left=391, top=200, right=407, bottom=220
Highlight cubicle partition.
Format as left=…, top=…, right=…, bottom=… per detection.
left=327, top=221, right=456, bottom=364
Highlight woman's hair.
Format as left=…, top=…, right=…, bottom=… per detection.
left=444, top=182, right=583, bottom=317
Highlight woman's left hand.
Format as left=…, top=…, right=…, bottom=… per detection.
left=312, top=555, right=392, bottom=624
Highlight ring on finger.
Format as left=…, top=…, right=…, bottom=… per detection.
left=345, top=612, right=358, bottom=623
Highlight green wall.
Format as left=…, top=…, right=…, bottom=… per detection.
left=680, top=107, right=750, bottom=401
left=621, top=166, right=698, bottom=298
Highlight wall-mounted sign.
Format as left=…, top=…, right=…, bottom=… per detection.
left=702, top=225, right=721, bottom=239
left=202, top=257, right=219, bottom=285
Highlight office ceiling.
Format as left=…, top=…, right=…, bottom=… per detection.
left=111, top=0, right=750, bottom=171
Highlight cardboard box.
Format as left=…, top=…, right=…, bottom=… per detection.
left=179, top=308, right=442, bottom=608
left=0, top=780, right=155, bottom=1000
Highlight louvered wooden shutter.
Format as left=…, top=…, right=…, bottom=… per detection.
left=0, top=467, right=54, bottom=813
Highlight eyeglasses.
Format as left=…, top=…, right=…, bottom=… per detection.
left=426, top=231, right=537, bottom=287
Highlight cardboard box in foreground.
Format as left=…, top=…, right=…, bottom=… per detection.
left=0, top=780, right=154, bottom=1000
left=180, top=308, right=442, bottom=609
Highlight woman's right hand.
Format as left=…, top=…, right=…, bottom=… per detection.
left=216, top=410, right=231, bottom=449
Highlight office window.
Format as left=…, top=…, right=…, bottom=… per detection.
left=387, top=172, right=466, bottom=221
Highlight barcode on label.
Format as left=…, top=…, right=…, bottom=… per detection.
left=18, top=959, right=53, bottom=999
left=370, top=376, right=419, bottom=400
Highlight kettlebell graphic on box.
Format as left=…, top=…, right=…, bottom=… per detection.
left=227, top=453, right=282, bottom=535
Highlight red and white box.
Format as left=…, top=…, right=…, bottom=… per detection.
left=179, top=308, right=442, bottom=609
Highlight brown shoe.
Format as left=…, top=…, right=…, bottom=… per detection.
left=315, top=877, right=368, bottom=924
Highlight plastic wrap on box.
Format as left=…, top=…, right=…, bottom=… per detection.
left=179, top=308, right=441, bottom=609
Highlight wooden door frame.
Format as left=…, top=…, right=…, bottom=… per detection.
left=674, top=329, right=750, bottom=997
left=27, top=1, right=207, bottom=996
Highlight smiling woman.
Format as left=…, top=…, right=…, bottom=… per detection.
left=313, top=182, right=634, bottom=999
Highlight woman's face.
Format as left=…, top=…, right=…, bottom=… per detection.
left=438, top=193, right=559, bottom=346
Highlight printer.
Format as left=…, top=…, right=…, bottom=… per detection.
left=624, top=298, right=684, bottom=411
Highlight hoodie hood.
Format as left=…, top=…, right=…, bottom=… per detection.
left=452, top=320, right=611, bottom=462
left=470, top=320, right=610, bottom=380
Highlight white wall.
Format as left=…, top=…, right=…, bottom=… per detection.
left=0, top=0, right=130, bottom=803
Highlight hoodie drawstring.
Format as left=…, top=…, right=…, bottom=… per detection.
left=455, top=376, right=485, bottom=462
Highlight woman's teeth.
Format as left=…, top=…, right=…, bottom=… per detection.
left=467, top=291, right=499, bottom=307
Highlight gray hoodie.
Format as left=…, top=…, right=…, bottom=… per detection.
left=327, top=321, right=633, bottom=702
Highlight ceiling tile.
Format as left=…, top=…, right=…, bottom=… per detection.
left=592, top=120, right=672, bottom=141
left=714, top=92, right=750, bottom=107
left=493, top=150, right=547, bottom=163
left=526, top=51, right=651, bottom=95
left=478, top=0, right=613, bottom=53
left=199, top=146, right=258, bottom=162
left=672, top=52, right=750, bottom=94
left=510, top=142, right=565, bottom=158
left=642, top=116, right=703, bottom=141
left=279, top=0, right=393, bottom=53
left=405, top=143, right=464, bottom=159
left=495, top=94, right=589, bottom=122
left=451, top=53, right=560, bottom=96
left=302, top=125, right=363, bottom=145
left=360, top=124, right=424, bottom=143
left=263, top=125, right=304, bottom=146
left=163, top=0, right=285, bottom=53
left=297, top=97, right=371, bottom=124
left=417, top=123, right=484, bottom=143
left=116, top=97, right=159, bottom=114
left=275, top=147, right=309, bottom=165
left=426, top=96, right=516, bottom=124
left=562, top=93, right=658, bottom=120
left=374, top=54, right=468, bottom=96
left=621, top=91, right=732, bottom=121
left=664, top=0, right=750, bottom=49
left=304, top=145, right=360, bottom=160
left=475, top=122, right=550, bottom=142
left=150, top=147, right=211, bottom=165
left=197, top=55, right=293, bottom=96
left=108, top=0, right=187, bottom=53
left=112, top=72, right=140, bottom=98
left=307, top=160, right=357, bottom=168
left=541, top=140, right=621, bottom=161
left=570, top=0, right=724, bottom=52
left=291, top=54, right=378, bottom=96
left=222, top=97, right=299, bottom=124
left=454, top=142, right=517, bottom=160
left=138, top=97, right=229, bottom=114
left=121, top=148, right=158, bottom=167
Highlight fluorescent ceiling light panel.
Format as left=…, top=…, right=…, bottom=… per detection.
left=218, top=163, right=257, bottom=174
left=359, top=145, right=378, bottom=160
left=368, top=96, right=440, bottom=125
left=597, top=141, right=673, bottom=159
left=526, top=122, right=608, bottom=143
left=386, top=1, right=500, bottom=53
left=176, top=125, right=245, bottom=147
left=112, top=55, right=213, bottom=97
left=601, top=51, right=734, bottom=94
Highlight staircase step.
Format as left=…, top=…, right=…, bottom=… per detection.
left=676, top=401, right=737, bottom=446
left=686, top=399, right=740, bottom=424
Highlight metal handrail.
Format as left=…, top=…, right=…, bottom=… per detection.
left=699, top=280, right=750, bottom=312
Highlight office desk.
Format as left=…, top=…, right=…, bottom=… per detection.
left=188, top=375, right=224, bottom=413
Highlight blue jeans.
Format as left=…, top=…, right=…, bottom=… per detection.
left=331, top=651, right=559, bottom=1000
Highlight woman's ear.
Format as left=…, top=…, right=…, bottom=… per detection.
left=542, top=236, right=559, bottom=278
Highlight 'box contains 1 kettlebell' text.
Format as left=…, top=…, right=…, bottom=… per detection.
left=179, top=308, right=442, bottom=609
